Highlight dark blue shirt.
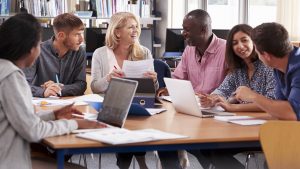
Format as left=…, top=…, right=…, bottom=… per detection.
left=274, top=47, right=300, bottom=120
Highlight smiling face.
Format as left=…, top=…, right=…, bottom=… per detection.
left=182, top=16, right=204, bottom=46
left=116, top=18, right=139, bottom=46
left=232, top=31, right=254, bottom=61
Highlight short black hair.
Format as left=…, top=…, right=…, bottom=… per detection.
left=226, top=24, right=257, bottom=73
left=251, top=22, right=293, bottom=58
left=0, top=13, right=41, bottom=61
left=186, top=9, right=212, bottom=30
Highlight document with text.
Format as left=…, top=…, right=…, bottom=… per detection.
left=122, top=59, right=154, bottom=78
left=76, top=128, right=188, bottom=145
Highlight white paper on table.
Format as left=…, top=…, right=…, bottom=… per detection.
left=122, top=59, right=154, bottom=78
left=159, top=96, right=172, bottom=102
left=76, top=128, right=188, bottom=145
left=66, top=94, right=104, bottom=106
left=229, top=119, right=266, bottom=126
left=67, top=94, right=104, bottom=103
left=146, top=108, right=167, bottom=115
left=32, top=99, right=73, bottom=106
left=214, top=116, right=253, bottom=122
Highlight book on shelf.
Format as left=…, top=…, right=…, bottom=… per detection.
left=0, top=0, right=10, bottom=15
left=5, top=0, right=153, bottom=19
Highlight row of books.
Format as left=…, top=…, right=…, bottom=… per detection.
left=0, top=0, right=10, bottom=15
left=4, top=0, right=152, bottom=18
left=23, top=0, right=70, bottom=17
left=91, top=0, right=151, bottom=18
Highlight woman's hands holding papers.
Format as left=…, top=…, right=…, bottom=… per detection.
left=54, top=103, right=82, bottom=120
left=143, top=71, right=157, bottom=83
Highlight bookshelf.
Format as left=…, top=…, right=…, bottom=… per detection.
left=1, top=0, right=161, bottom=58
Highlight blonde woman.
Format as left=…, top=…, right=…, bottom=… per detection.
left=91, top=12, right=158, bottom=169
left=91, top=12, right=158, bottom=94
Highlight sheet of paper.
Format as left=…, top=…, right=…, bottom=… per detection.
left=32, top=99, right=73, bottom=107
left=67, top=94, right=104, bottom=103
left=122, top=59, right=154, bottom=78
left=214, top=116, right=253, bottom=122
left=76, top=128, right=188, bottom=145
left=229, top=119, right=266, bottom=126
left=159, top=96, right=172, bottom=102
left=146, top=108, right=167, bottom=115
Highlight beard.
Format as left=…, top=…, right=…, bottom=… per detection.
left=62, top=38, right=80, bottom=51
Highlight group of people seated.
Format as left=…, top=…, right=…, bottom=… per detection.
left=0, top=7, right=299, bottom=169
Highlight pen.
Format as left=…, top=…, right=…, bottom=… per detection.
left=114, top=65, right=118, bottom=70
left=55, top=74, right=62, bottom=96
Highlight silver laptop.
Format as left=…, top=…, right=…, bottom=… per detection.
left=164, top=78, right=235, bottom=118
left=72, top=78, right=138, bottom=133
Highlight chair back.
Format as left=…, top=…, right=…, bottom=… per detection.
left=259, top=121, right=300, bottom=169
left=154, top=59, right=171, bottom=88
left=84, top=74, right=92, bottom=94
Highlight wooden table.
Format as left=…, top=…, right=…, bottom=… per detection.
left=41, top=101, right=271, bottom=169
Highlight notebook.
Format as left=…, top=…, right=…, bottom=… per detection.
left=72, top=78, right=138, bottom=133
left=164, top=78, right=235, bottom=118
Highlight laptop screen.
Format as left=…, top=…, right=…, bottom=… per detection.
left=124, top=78, right=155, bottom=94
left=97, top=78, right=138, bottom=128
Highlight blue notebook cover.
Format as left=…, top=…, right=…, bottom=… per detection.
left=128, top=103, right=152, bottom=116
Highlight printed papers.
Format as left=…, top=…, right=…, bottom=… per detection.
left=122, top=60, right=154, bottom=78
left=214, top=116, right=266, bottom=125
left=76, top=128, right=188, bottom=145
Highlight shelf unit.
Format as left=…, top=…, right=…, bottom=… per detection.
left=1, top=0, right=161, bottom=58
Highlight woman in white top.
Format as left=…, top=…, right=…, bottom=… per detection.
left=91, top=12, right=158, bottom=94
left=91, top=12, right=157, bottom=169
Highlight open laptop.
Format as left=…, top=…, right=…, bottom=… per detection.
left=164, top=78, right=235, bottom=118
left=72, top=78, right=138, bottom=133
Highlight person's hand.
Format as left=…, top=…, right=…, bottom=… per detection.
left=41, top=80, right=64, bottom=89
left=54, top=103, right=83, bottom=120
left=143, top=71, right=157, bottom=83
left=106, top=69, right=124, bottom=82
left=43, top=83, right=62, bottom=97
left=156, top=87, right=169, bottom=97
left=75, top=119, right=107, bottom=129
left=41, top=80, right=55, bottom=89
left=198, top=94, right=220, bottom=108
left=215, top=97, right=236, bottom=111
left=235, top=86, right=257, bottom=103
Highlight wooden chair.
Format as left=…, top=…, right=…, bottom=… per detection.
left=259, top=121, right=300, bottom=169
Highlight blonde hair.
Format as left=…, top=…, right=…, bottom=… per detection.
left=105, top=12, right=144, bottom=60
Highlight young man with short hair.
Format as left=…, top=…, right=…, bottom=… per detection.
left=24, top=13, right=87, bottom=98
left=235, top=22, right=300, bottom=121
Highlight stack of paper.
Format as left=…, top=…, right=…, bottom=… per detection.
left=76, top=128, right=188, bottom=145
left=32, top=99, right=73, bottom=107
left=214, top=116, right=266, bottom=125
left=66, top=94, right=104, bottom=106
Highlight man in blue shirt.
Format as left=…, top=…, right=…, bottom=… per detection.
left=235, top=22, right=300, bottom=121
